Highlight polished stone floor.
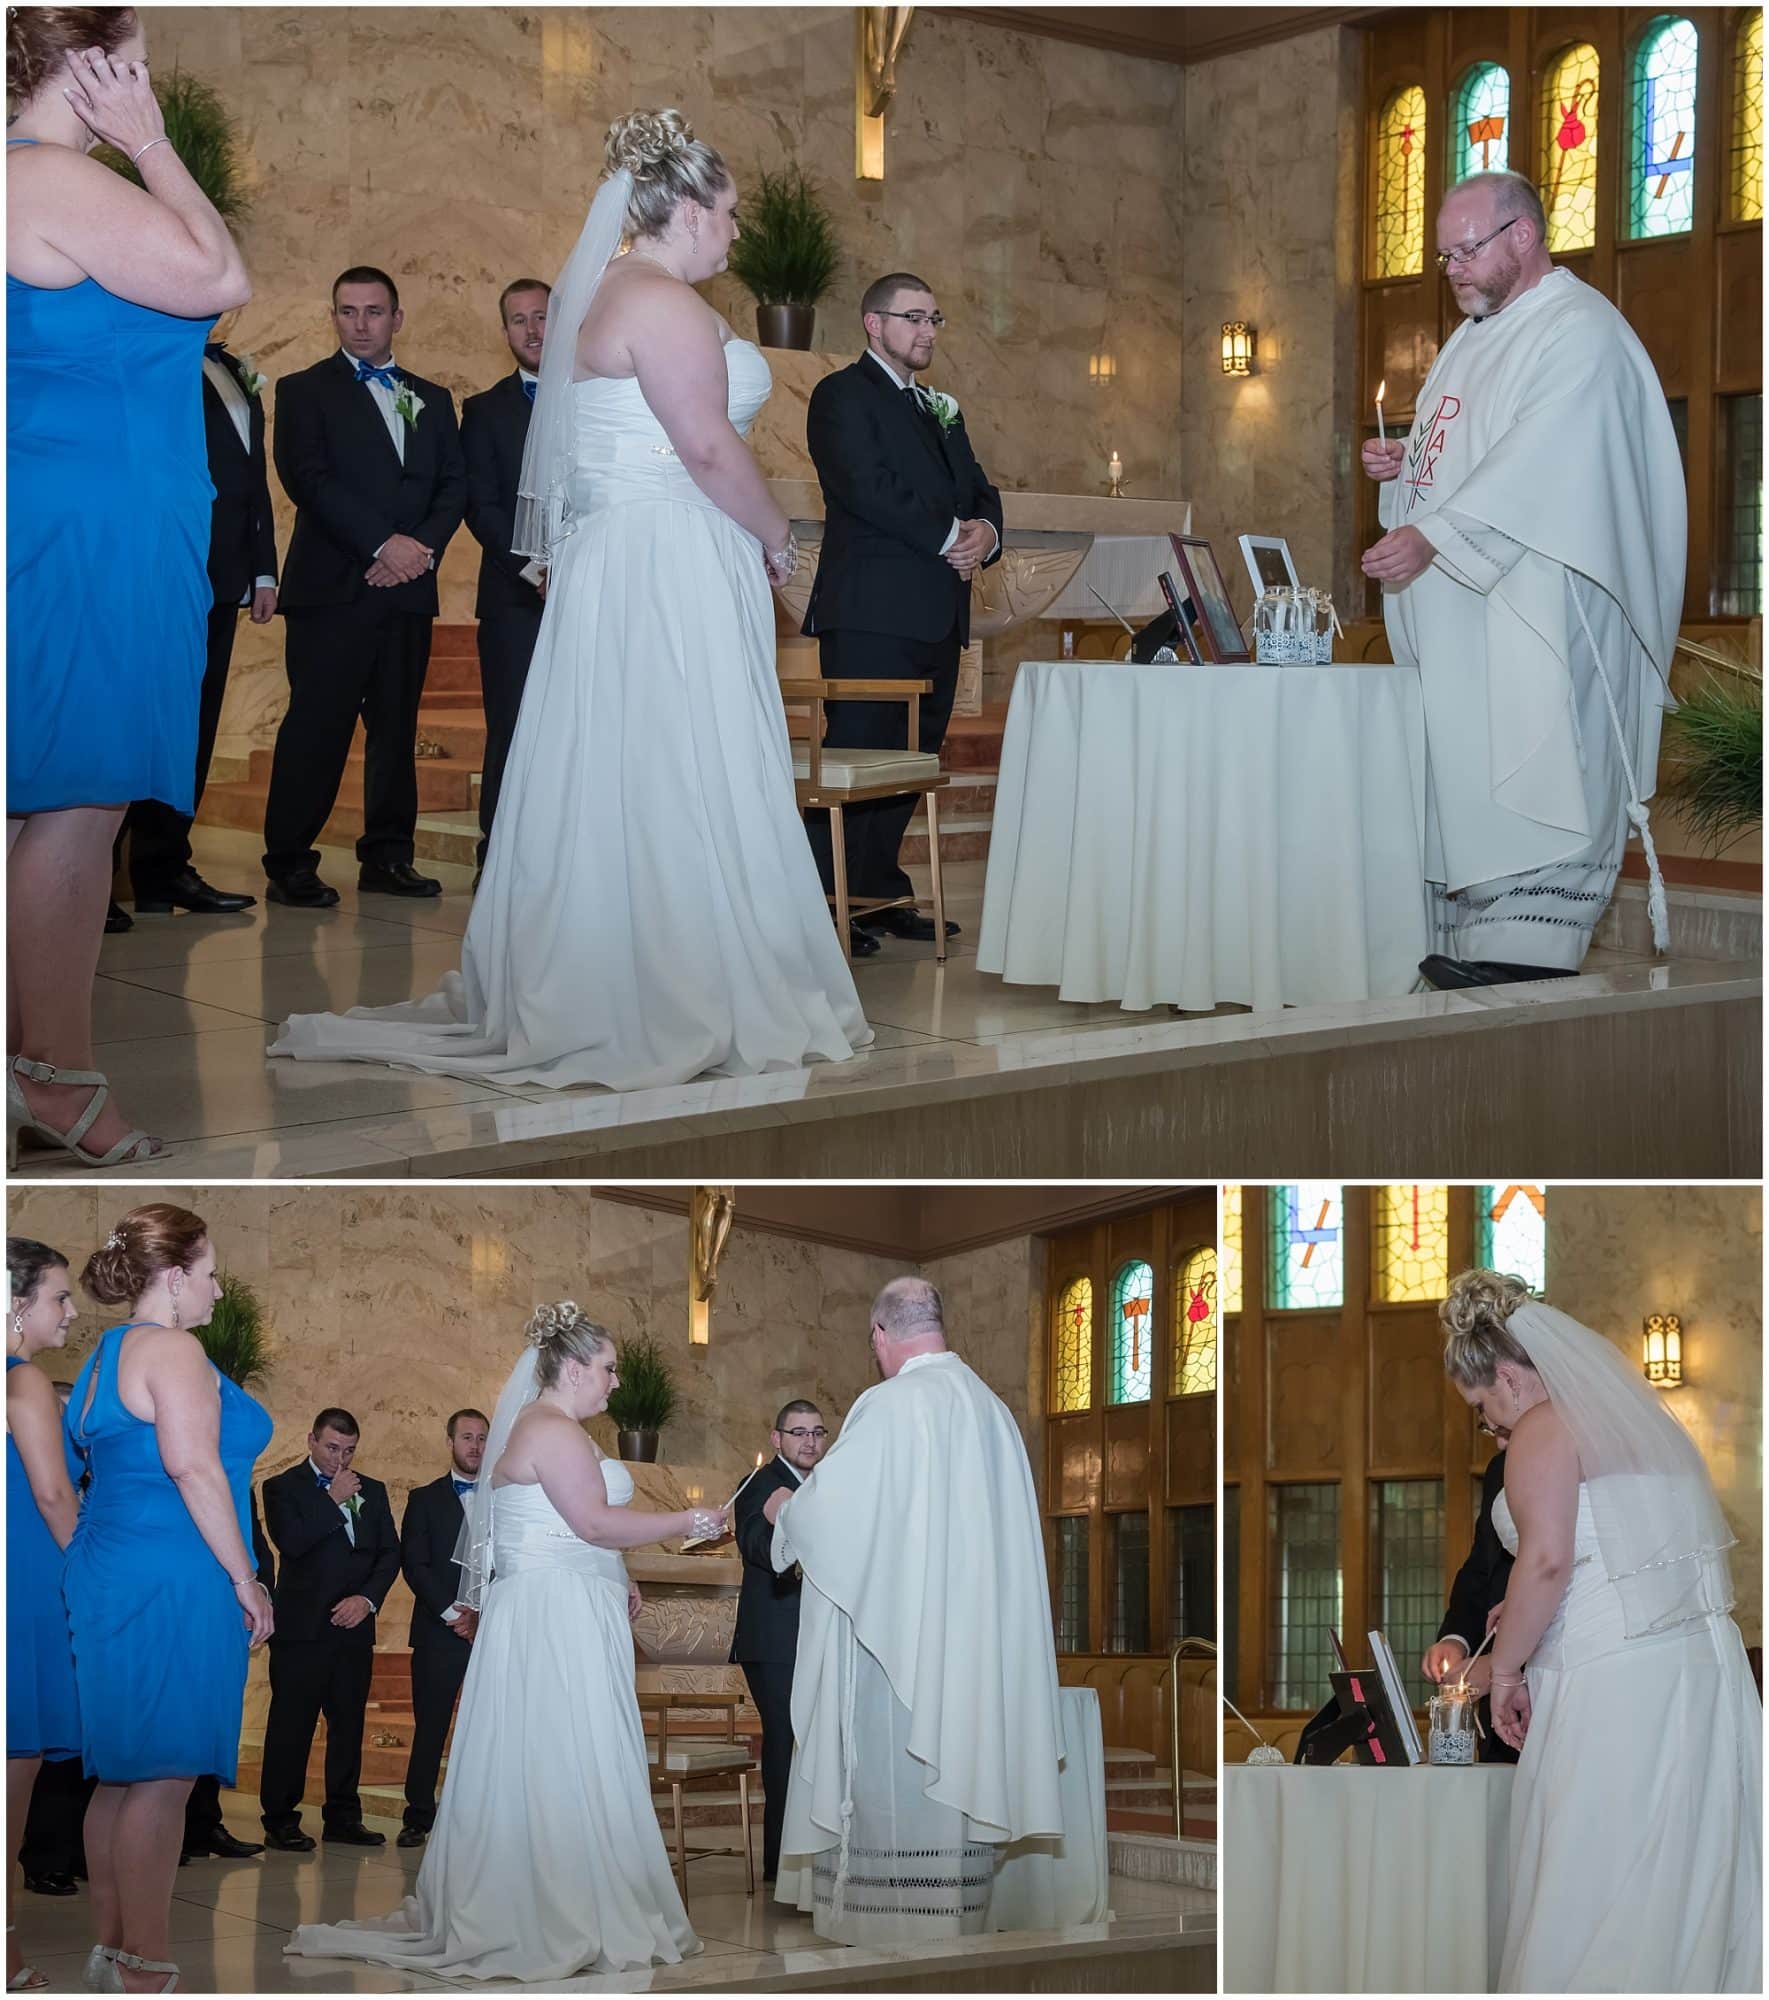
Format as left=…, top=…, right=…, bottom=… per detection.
left=10, top=1790, right=1213, bottom=1994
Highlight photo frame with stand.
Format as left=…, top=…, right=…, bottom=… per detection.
left=1168, top=534, right=1252, bottom=663
left=1238, top=533, right=1301, bottom=600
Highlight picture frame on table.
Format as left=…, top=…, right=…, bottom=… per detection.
left=1167, top=534, right=1252, bottom=664
left=1156, top=572, right=1205, bottom=664
left=1238, top=532, right=1301, bottom=600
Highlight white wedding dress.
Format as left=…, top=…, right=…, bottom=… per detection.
left=269, top=340, right=870, bottom=1089
left=286, top=1461, right=698, bottom=1981
left=1493, top=1485, right=1762, bottom=1991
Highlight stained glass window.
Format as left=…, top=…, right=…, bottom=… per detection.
left=1267, top=1483, right=1342, bottom=1709
left=1055, top=1516, right=1089, bottom=1653
left=1109, top=1512, right=1151, bottom=1652
left=1173, top=1246, right=1218, bottom=1397
left=1717, top=393, right=1764, bottom=616
left=1222, top=1185, right=1244, bottom=1315
left=1168, top=1504, right=1216, bottom=1646
left=1630, top=18, right=1699, bottom=238
left=1053, top=1276, right=1093, bottom=1414
left=1268, top=1184, right=1344, bottom=1311
left=1373, top=1184, right=1451, bottom=1303
left=1371, top=1478, right=1444, bottom=1706
left=1733, top=9, right=1764, bottom=221
left=1374, top=84, right=1428, bottom=277
left=1109, top=1261, right=1154, bottom=1405
left=1541, top=44, right=1601, bottom=251
left=1475, top=1184, right=1548, bottom=1294
left=1450, top=62, right=1510, bottom=182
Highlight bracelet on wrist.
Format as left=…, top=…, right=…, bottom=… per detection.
left=130, top=136, right=171, bottom=166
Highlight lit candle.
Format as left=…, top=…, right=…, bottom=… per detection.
left=1108, top=450, right=1123, bottom=487
left=682, top=1452, right=768, bottom=1546
left=1375, top=379, right=1387, bottom=445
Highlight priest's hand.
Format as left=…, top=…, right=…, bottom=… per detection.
left=762, top=1486, right=790, bottom=1527
left=1422, top=1638, right=1468, bottom=1684
left=1361, top=438, right=1406, bottom=482
left=1490, top=1671, right=1531, bottom=1750
left=1361, top=526, right=1435, bottom=586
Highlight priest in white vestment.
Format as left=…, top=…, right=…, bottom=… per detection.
left=1362, top=169, right=1685, bottom=988
left=762, top=1277, right=1067, bottom=1946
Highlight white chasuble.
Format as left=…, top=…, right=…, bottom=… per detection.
left=1379, top=268, right=1684, bottom=937
left=770, top=1350, right=1065, bottom=1945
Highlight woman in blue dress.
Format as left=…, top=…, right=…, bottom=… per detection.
left=6, top=9, right=249, bottom=1169
left=65, top=1206, right=274, bottom=1995
left=6, top=1238, right=82, bottom=1994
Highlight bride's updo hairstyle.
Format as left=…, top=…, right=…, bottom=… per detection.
left=604, top=108, right=731, bottom=241
left=1440, top=1267, right=1538, bottom=1389
left=524, top=1300, right=616, bottom=1389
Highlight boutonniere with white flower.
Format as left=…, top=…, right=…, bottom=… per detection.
left=237, top=354, right=267, bottom=399
left=393, top=381, right=426, bottom=427
left=920, top=387, right=961, bottom=434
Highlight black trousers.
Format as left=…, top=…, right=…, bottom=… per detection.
left=259, top=1635, right=374, bottom=1831
left=262, top=604, right=433, bottom=879
left=475, top=605, right=543, bottom=870
left=18, top=1756, right=92, bottom=1876
left=803, top=621, right=961, bottom=904
left=123, top=599, right=240, bottom=896
left=184, top=1772, right=226, bottom=1846
left=402, top=1633, right=470, bottom=1830
left=738, top=1659, right=795, bottom=1880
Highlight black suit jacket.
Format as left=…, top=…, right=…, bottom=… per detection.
left=262, top=1460, right=401, bottom=1645
left=249, top=1488, right=276, bottom=1592
left=1438, top=1450, right=1514, bottom=1650
left=461, top=370, right=543, bottom=618
left=272, top=352, right=466, bottom=616
left=201, top=345, right=279, bottom=608
left=802, top=355, right=1003, bottom=648
left=728, top=1457, right=804, bottom=1666
left=401, top=1473, right=471, bottom=1651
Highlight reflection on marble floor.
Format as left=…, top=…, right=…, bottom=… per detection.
left=32, top=826, right=1756, bottom=1180
left=11, top=1790, right=1213, bottom=1995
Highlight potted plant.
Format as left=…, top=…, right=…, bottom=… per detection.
left=94, top=68, right=251, bottom=219
left=196, top=1270, right=271, bottom=1388
left=1661, top=665, right=1762, bottom=853
left=607, top=1332, right=677, bottom=1462
left=726, top=164, right=840, bottom=350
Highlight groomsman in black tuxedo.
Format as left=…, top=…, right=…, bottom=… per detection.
left=1424, top=1437, right=1519, bottom=1764
left=461, top=279, right=549, bottom=879
left=262, top=267, right=466, bottom=907
left=729, top=1400, right=829, bottom=1880
left=260, top=1409, right=401, bottom=1848
left=396, top=1407, right=489, bottom=1848
left=802, top=273, right=1003, bottom=955
left=113, top=326, right=278, bottom=929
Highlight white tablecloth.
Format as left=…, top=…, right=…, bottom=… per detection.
left=977, top=661, right=1430, bottom=1012
left=1224, top=1764, right=1514, bottom=1994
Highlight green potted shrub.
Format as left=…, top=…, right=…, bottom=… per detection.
left=196, top=1270, right=271, bottom=1388
left=606, top=1332, right=678, bottom=1462
left=94, top=68, right=251, bottom=220
left=726, top=164, right=840, bottom=350
left=1661, top=667, right=1762, bottom=854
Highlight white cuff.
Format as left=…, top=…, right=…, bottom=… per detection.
left=441, top=1603, right=465, bottom=1624
left=254, top=575, right=277, bottom=590
left=939, top=518, right=960, bottom=555
left=1441, top=1633, right=1470, bottom=1655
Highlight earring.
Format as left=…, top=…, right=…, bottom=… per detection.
left=169, top=1280, right=182, bottom=1330
left=9, top=1311, right=23, bottom=1353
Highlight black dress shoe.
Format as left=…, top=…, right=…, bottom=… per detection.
left=845, top=923, right=882, bottom=958
left=358, top=861, right=441, bottom=898
left=186, top=1828, right=264, bottom=1859
left=861, top=906, right=961, bottom=942
left=134, top=868, right=257, bottom=916
left=104, top=900, right=133, bottom=934
left=265, top=871, right=340, bottom=910
left=396, top=1827, right=427, bottom=1849
left=1420, top=954, right=1579, bottom=991
left=262, top=1827, right=316, bottom=1852
left=322, top=1822, right=387, bottom=1846
left=22, top=1870, right=76, bottom=1896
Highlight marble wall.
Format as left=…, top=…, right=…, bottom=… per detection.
left=137, top=5, right=1187, bottom=761
left=1547, top=1184, right=1763, bottom=1644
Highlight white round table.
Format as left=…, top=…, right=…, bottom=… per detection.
left=977, top=661, right=1431, bottom=1012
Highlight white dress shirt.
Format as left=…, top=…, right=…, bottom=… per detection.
left=203, top=355, right=277, bottom=600
left=345, top=348, right=406, bottom=465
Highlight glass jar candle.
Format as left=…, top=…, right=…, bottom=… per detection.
left=1427, top=1684, right=1479, bottom=1765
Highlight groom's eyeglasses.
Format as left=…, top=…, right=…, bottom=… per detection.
left=780, top=1426, right=830, bottom=1441
left=876, top=310, right=946, bottom=329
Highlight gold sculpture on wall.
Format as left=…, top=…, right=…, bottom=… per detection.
left=688, top=1185, right=736, bottom=1345
left=857, top=6, right=914, bottom=180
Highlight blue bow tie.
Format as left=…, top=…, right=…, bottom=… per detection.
left=521, top=378, right=537, bottom=404
left=354, top=360, right=399, bottom=389
left=452, top=1478, right=476, bottom=1496
left=314, top=1471, right=332, bottom=1488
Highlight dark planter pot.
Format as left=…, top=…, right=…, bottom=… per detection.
left=756, top=303, right=815, bottom=350
left=617, top=1428, right=660, bottom=1463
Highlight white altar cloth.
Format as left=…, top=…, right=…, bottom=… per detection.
left=1039, top=535, right=1180, bottom=620
left=1225, top=1763, right=1514, bottom=1993
left=977, top=661, right=1430, bottom=1012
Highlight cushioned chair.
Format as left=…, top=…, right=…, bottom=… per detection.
left=641, top=1693, right=757, bottom=1906
left=780, top=676, right=951, bottom=964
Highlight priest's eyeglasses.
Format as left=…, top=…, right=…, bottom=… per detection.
left=779, top=1425, right=830, bottom=1440
left=1435, top=218, right=1520, bottom=273
left=876, top=309, right=947, bottom=329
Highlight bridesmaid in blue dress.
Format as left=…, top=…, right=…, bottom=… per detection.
left=5, top=12, right=249, bottom=1170
left=65, top=1206, right=274, bottom=1996
left=6, top=1239, right=82, bottom=1996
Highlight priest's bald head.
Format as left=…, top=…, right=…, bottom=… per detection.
left=1438, top=170, right=1553, bottom=321
left=868, top=1276, right=948, bottom=1378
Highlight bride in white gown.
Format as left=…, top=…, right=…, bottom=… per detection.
left=269, top=109, right=869, bottom=1090
left=1441, top=1271, right=1761, bottom=1993
left=287, top=1306, right=731, bottom=1981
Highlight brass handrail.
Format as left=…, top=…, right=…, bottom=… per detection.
left=1170, top=1636, right=1217, bottom=1841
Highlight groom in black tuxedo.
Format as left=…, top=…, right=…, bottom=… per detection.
left=396, top=1407, right=489, bottom=1847
left=461, top=278, right=550, bottom=877
left=262, top=266, right=467, bottom=907
left=729, top=1400, right=829, bottom=1880
left=1426, top=1440, right=1519, bottom=1764
left=802, top=273, right=1003, bottom=953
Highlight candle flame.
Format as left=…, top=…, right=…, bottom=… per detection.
left=1375, top=379, right=1386, bottom=406
left=755, top=1452, right=765, bottom=1466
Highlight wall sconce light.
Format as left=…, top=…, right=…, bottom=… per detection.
left=1221, top=321, right=1256, bottom=376
left=1088, top=351, right=1117, bottom=387
left=1643, top=1311, right=1683, bottom=1387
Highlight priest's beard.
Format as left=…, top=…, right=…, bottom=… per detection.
left=1453, top=246, right=1525, bottom=320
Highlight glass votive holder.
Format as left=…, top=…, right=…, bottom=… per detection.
left=1427, top=1685, right=1479, bottom=1765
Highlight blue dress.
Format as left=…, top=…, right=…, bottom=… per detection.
left=62, top=1325, right=272, bottom=1782
left=5, top=1357, right=81, bottom=1761
left=6, top=136, right=213, bottom=816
